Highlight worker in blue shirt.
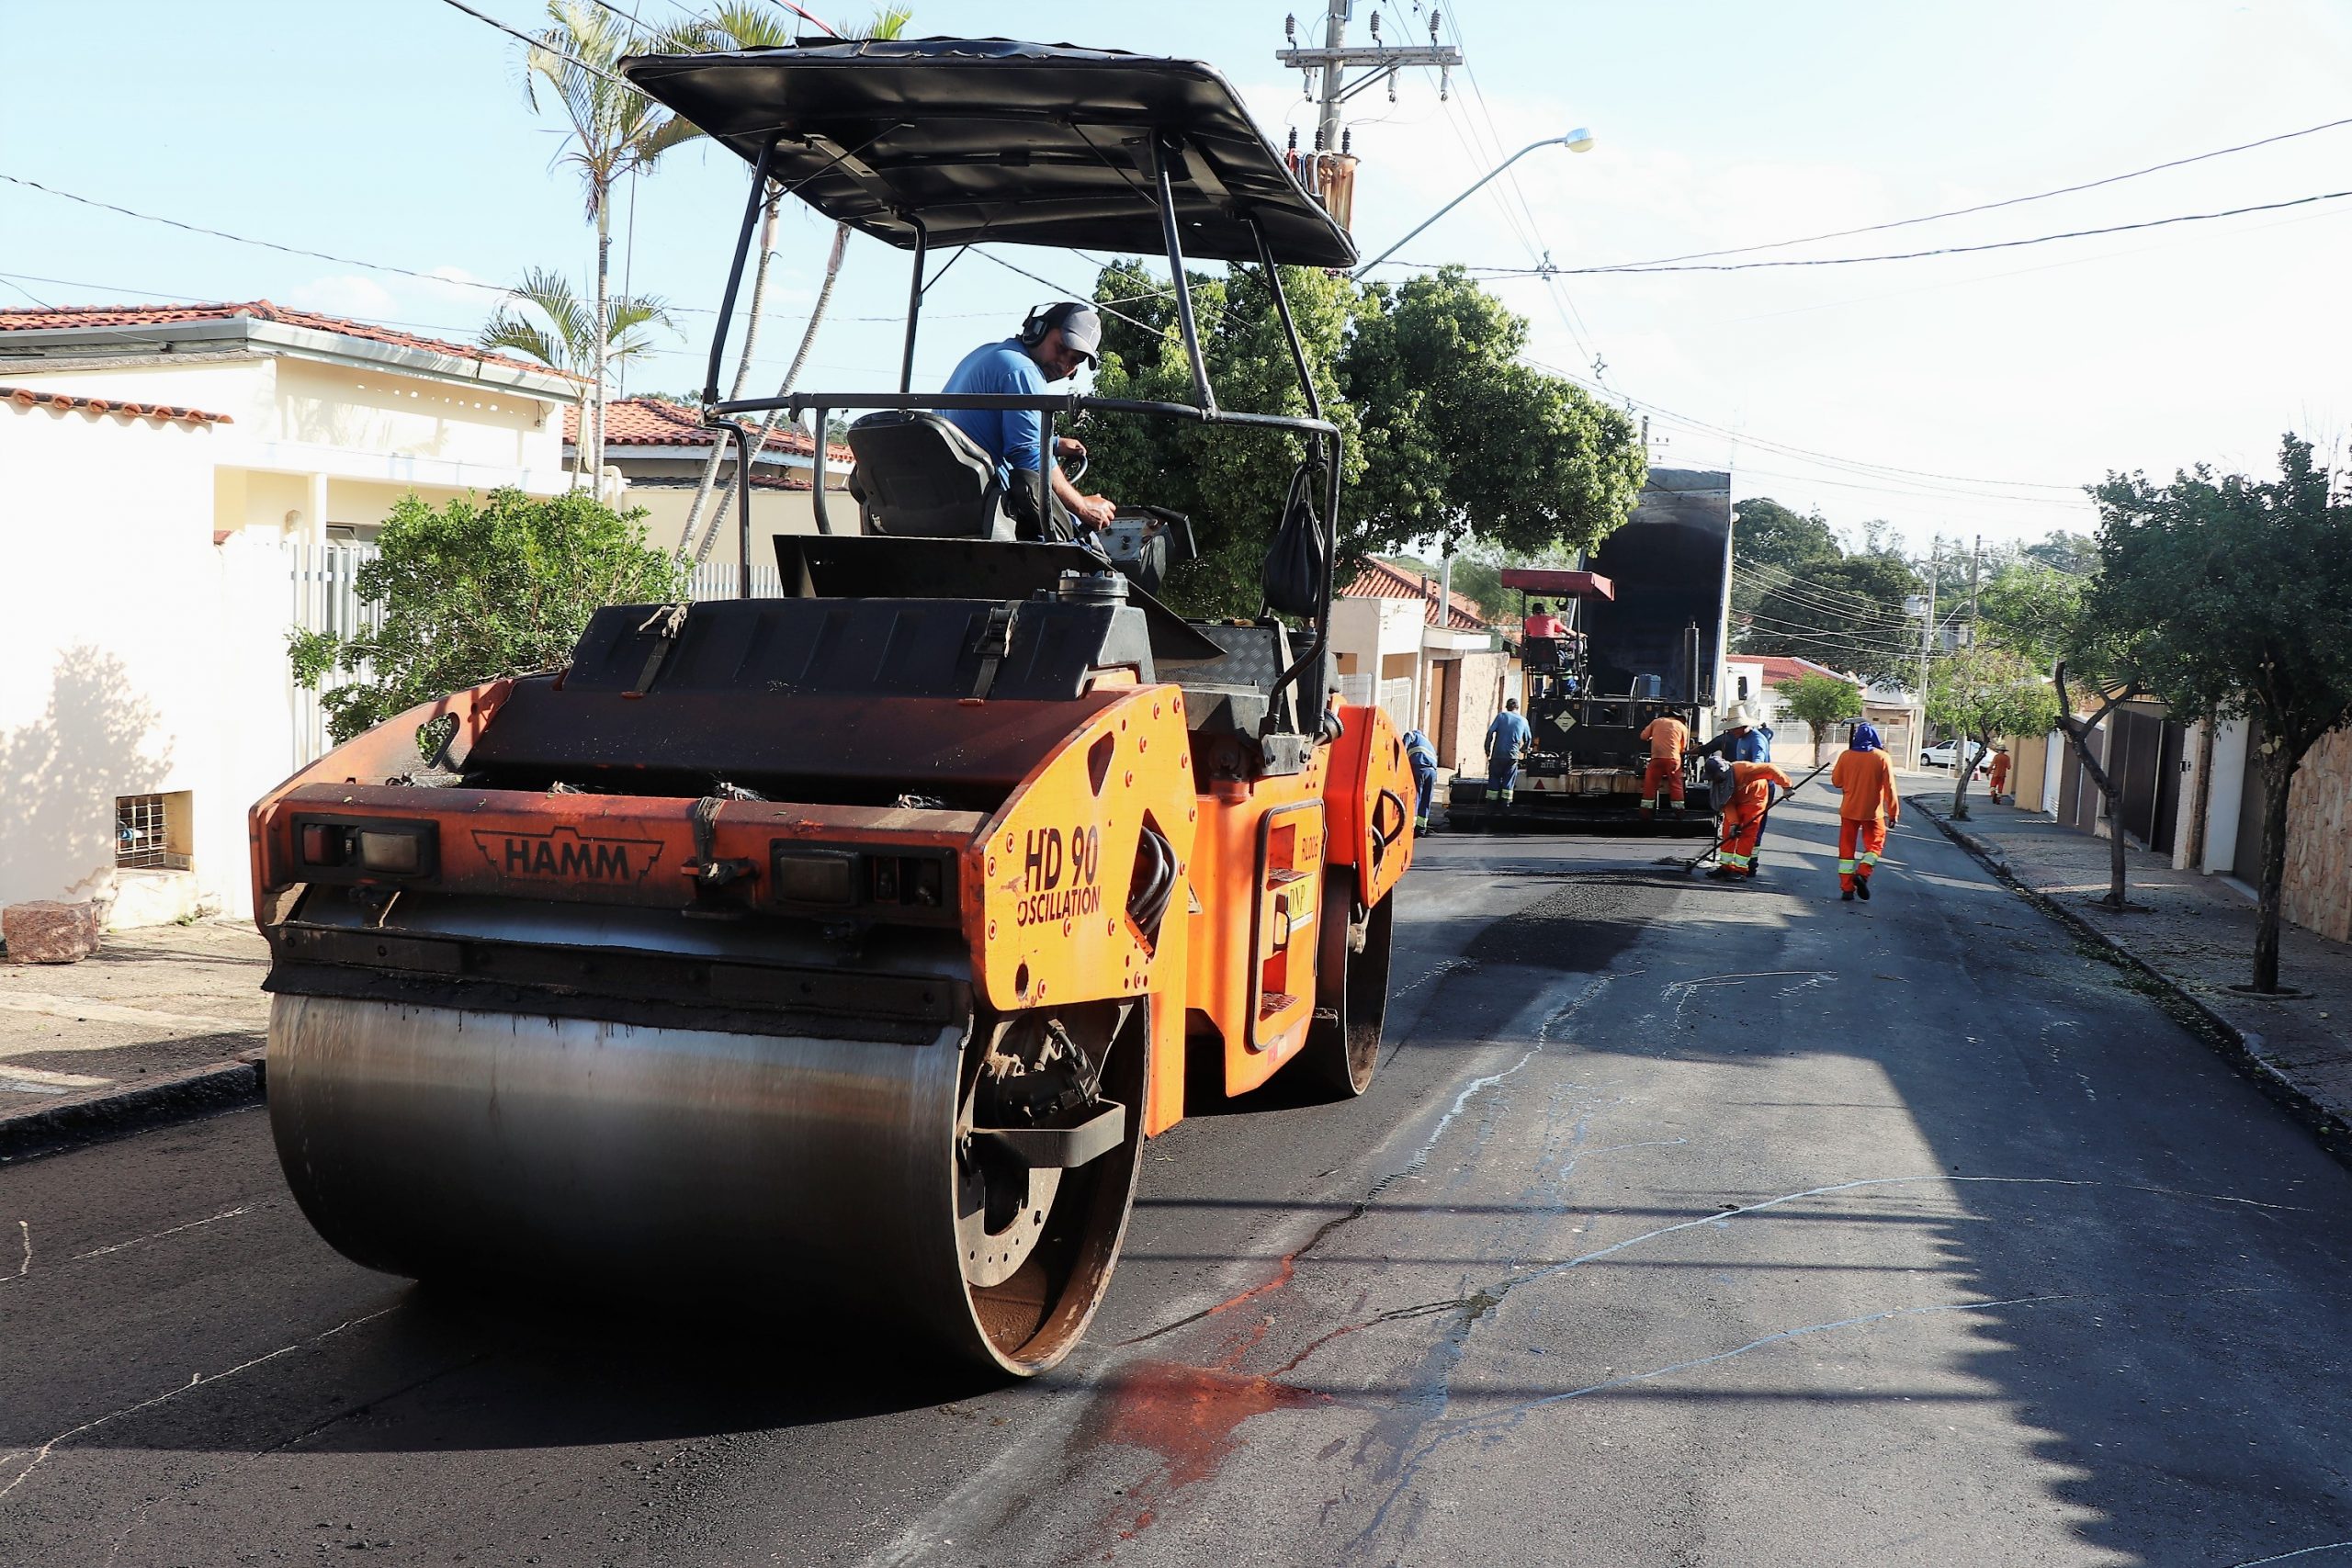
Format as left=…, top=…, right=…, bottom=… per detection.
left=1401, top=728, right=1440, bottom=831
left=1701, top=703, right=1773, bottom=763
left=939, top=302, right=1119, bottom=537
left=1485, top=698, right=1532, bottom=806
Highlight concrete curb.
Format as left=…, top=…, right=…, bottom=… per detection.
left=1909, top=795, right=2351, bottom=1160
left=0, top=1048, right=266, bottom=1162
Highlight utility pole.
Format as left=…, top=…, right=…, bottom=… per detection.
left=1967, top=534, right=1982, bottom=649
left=1278, top=3, right=1463, bottom=214
left=1917, top=536, right=1939, bottom=755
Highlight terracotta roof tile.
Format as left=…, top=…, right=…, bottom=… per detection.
left=567, top=398, right=853, bottom=463
left=1743, top=653, right=1856, bottom=685
left=0, top=299, right=579, bottom=382
left=1, top=383, right=232, bottom=427
left=1339, top=557, right=1490, bottom=631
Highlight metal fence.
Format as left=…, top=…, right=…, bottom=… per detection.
left=284, top=545, right=788, bottom=766
left=287, top=543, right=382, bottom=768
left=1337, top=673, right=1419, bottom=734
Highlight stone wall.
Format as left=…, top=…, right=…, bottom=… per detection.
left=2280, top=728, right=2352, bottom=943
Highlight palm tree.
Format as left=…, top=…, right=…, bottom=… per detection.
left=480, top=267, right=676, bottom=395
left=522, top=2, right=712, bottom=493
left=680, top=4, right=912, bottom=566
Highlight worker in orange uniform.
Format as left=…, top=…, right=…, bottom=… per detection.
left=1987, top=743, right=2013, bottom=805
left=1637, top=709, right=1690, bottom=815
left=1826, top=720, right=1900, bottom=901
left=1706, top=757, right=1795, bottom=879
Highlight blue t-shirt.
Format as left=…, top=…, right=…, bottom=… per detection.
left=1487, top=710, right=1531, bottom=759
left=940, top=337, right=1047, bottom=487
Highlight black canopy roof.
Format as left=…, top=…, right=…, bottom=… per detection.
left=619, top=37, right=1358, bottom=269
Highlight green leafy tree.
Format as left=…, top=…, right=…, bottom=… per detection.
left=522, top=2, right=714, bottom=486
left=1925, top=647, right=2057, bottom=820
left=1089, top=259, right=1365, bottom=615
left=1974, top=561, right=2082, bottom=671
left=480, top=266, right=674, bottom=379
left=1087, top=262, right=1643, bottom=616
left=2091, top=434, right=2352, bottom=992
left=1739, top=552, right=1921, bottom=684
left=1975, top=550, right=2153, bottom=910
left=289, top=489, right=687, bottom=743
left=1733, top=497, right=1839, bottom=574
left=2020, top=529, right=2098, bottom=577
left=1344, top=267, right=1645, bottom=561
left=1775, top=672, right=1864, bottom=764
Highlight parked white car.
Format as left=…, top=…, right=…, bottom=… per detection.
left=1919, top=739, right=1990, bottom=772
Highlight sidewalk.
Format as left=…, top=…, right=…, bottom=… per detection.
left=1912, top=789, right=2352, bottom=1141
left=0, top=919, right=268, bottom=1156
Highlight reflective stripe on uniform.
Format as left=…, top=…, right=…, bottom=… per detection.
left=1858, top=850, right=1881, bottom=866
left=1722, top=852, right=1750, bottom=869
left=1837, top=858, right=1858, bottom=873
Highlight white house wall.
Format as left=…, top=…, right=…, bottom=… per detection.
left=0, top=400, right=238, bottom=919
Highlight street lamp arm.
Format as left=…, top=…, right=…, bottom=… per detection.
left=1351, top=130, right=1592, bottom=276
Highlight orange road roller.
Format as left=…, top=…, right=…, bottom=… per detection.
left=250, top=38, right=1416, bottom=1374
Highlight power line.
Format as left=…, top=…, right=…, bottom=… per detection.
left=0, top=172, right=532, bottom=299
left=1584, top=111, right=2352, bottom=271
left=1736, top=580, right=1920, bottom=630
left=436, top=0, right=636, bottom=89
left=1445, top=186, right=2352, bottom=276
left=1523, top=354, right=2085, bottom=493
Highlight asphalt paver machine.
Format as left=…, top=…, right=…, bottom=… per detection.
left=1447, top=468, right=1734, bottom=835
left=248, top=39, right=1416, bottom=1376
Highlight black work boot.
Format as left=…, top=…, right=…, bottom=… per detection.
left=1856, top=875, right=1872, bottom=901
left=1840, top=887, right=1856, bottom=902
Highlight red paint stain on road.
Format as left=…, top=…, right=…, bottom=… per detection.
left=1099, top=1359, right=1329, bottom=1492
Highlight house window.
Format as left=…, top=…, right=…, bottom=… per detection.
left=115, top=792, right=193, bottom=871
left=1736, top=675, right=1750, bottom=700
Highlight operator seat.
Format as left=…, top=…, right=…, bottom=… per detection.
left=844, top=411, right=1018, bottom=540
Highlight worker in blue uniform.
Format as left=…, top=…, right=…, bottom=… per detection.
left=1402, top=728, right=1441, bottom=831
left=939, top=301, right=1118, bottom=537
left=1485, top=698, right=1532, bottom=807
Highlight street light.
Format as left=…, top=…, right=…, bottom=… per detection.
left=1351, top=129, right=1596, bottom=276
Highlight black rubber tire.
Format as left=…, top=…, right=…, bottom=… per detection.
left=1303, top=870, right=1396, bottom=1099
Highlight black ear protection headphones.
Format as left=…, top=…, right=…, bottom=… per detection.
left=1019, top=301, right=1081, bottom=346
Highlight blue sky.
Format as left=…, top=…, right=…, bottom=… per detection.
left=6, top=0, right=2349, bottom=555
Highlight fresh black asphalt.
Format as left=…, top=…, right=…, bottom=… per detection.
left=3, top=783, right=2347, bottom=1567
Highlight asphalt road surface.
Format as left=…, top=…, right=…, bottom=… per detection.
left=5, top=783, right=2348, bottom=1568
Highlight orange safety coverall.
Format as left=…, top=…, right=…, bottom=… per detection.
left=1638, top=716, right=1690, bottom=809
left=1719, top=761, right=1794, bottom=874
left=1988, top=750, right=2012, bottom=796
left=1829, top=745, right=1900, bottom=891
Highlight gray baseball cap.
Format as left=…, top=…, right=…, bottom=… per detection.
left=1043, top=301, right=1102, bottom=365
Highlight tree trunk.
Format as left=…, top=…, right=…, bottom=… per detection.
left=591, top=186, right=612, bottom=497
left=678, top=190, right=781, bottom=558
left=2103, top=775, right=2129, bottom=910
left=2252, top=750, right=2297, bottom=993
left=1950, top=729, right=1975, bottom=820
left=691, top=220, right=850, bottom=568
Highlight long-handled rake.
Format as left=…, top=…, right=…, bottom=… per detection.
left=1654, top=755, right=1839, bottom=873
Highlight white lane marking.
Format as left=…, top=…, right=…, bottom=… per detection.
left=2225, top=1543, right=2352, bottom=1567
left=70, top=1205, right=251, bottom=1261
left=13, top=1221, right=26, bottom=1279
left=1660, top=969, right=1835, bottom=1027
left=0, top=1305, right=400, bottom=1504
left=1, top=1066, right=113, bottom=1091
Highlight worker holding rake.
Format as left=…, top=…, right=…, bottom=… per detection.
left=1706, top=757, right=1795, bottom=880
